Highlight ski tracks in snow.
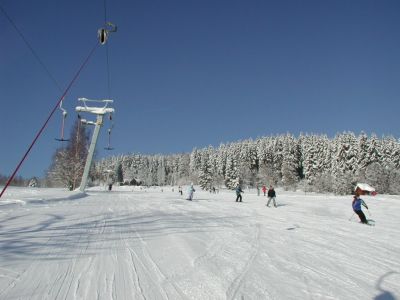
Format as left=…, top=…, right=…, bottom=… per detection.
left=122, top=225, right=186, bottom=300
left=226, top=223, right=262, bottom=300
left=0, top=202, right=83, bottom=299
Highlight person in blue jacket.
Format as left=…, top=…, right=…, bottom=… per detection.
left=352, top=193, right=369, bottom=224
left=235, top=184, right=243, bottom=202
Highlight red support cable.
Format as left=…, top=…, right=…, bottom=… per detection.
left=0, top=42, right=99, bottom=199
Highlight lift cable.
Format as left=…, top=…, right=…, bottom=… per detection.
left=0, top=41, right=100, bottom=199
left=102, top=0, right=115, bottom=149
left=0, top=4, right=62, bottom=92
left=0, top=4, right=72, bottom=142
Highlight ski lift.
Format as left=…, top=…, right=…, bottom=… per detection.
left=104, top=128, right=114, bottom=150
left=98, top=22, right=117, bottom=45
left=55, top=99, right=69, bottom=142
left=104, top=113, right=114, bottom=150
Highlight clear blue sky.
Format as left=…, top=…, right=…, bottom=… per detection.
left=1, top=0, right=399, bottom=178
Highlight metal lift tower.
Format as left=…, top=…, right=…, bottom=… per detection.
left=75, top=98, right=115, bottom=192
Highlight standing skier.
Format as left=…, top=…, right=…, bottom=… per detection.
left=267, top=186, right=277, bottom=207
left=235, top=185, right=243, bottom=202
left=352, top=194, right=369, bottom=224
left=262, top=185, right=267, bottom=196
left=178, top=186, right=183, bottom=195
left=187, top=184, right=195, bottom=201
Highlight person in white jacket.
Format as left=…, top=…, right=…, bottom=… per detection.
left=187, top=184, right=195, bottom=201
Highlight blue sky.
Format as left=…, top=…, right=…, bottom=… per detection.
left=1, top=0, right=399, bottom=178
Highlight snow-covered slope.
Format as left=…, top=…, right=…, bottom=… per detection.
left=0, top=186, right=399, bottom=299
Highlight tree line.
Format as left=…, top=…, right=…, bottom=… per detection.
left=3, top=126, right=399, bottom=195
left=94, top=132, right=400, bottom=195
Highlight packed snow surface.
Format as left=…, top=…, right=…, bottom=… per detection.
left=0, top=186, right=399, bottom=300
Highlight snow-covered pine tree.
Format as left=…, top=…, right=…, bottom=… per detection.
left=216, top=144, right=227, bottom=184
left=177, top=153, right=190, bottom=184
left=224, top=147, right=239, bottom=189
left=115, top=162, right=123, bottom=184
left=272, top=136, right=284, bottom=185
left=281, top=134, right=299, bottom=190
left=299, top=134, right=315, bottom=185
left=198, top=147, right=213, bottom=190
left=156, top=155, right=166, bottom=186
left=331, top=132, right=358, bottom=193
left=365, top=162, right=388, bottom=193
left=301, top=134, right=332, bottom=192
left=356, top=133, right=381, bottom=182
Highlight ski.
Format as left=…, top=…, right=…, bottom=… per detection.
left=366, top=219, right=376, bottom=226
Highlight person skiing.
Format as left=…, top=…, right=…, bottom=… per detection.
left=186, top=184, right=195, bottom=201
left=352, top=193, right=369, bottom=224
left=178, top=186, right=183, bottom=195
left=267, top=185, right=277, bottom=207
left=262, top=185, right=267, bottom=196
left=235, top=184, right=243, bottom=202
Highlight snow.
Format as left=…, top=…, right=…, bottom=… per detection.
left=0, top=186, right=399, bottom=300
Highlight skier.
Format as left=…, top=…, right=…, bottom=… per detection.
left=187, top=184, right=195, bottom=201
left=178, top=186, right=183, bottom=195
left=352, top=193, right=369, bottom=224
left=267, top=186, right=277, bottom=207
left=262, top=185, right=267, bottom=196
left=235, top=184, right=243, bottom=202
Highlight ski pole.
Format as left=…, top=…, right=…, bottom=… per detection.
left=349, top=212, right=355, bottom=221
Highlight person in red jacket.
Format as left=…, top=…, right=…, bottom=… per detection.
left=262, top=185, right=267, bottom=196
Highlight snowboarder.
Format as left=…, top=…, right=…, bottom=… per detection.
left=262, top=185, right=267, bottom=196
left=267, top=186, right=277, bottom=207
left=352, top=194, right=369, bottom=224
left=187, top=184, right=195, bottom=201
left=235, top=185, right=243, bottom=202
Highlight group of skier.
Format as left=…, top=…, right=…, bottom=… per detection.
left=235, top=184, right=277, bottom=207
left=181, top=183, right=373, bottom=225
left=182, top=183, right=277, bottom=206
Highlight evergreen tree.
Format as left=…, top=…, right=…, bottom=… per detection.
left=281, top=135, right=299, bottom=190
left=331, top=132, right=358, bottom=191
left=224, top=149, right=239, bottom=189
left=365, top=162, right=388, bottom=193
left=116, top=162, right=123, bottom=184
left=198, top=148, right=213, bottom=190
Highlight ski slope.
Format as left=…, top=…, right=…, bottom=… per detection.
left=0, top=186, right=399, bottom=300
